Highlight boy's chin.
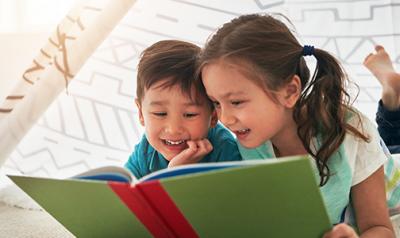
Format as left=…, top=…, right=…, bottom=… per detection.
left=160, top=152, right=177, bottom=162
left=164, top=157, right=173, bottom=162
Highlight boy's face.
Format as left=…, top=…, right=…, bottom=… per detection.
left=137, top=79, right=217, bottom=161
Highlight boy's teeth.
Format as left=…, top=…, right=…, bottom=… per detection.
left=238, top=129, right=249, bottom=133
left=165, top=140, right=185, bottom=145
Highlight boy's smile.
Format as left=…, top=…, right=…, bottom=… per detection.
left=162, top=139, right=188, bottom=151
left=137, top=79, right=214, bottom=161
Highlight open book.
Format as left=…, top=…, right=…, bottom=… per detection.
left=73, top=160, right=247, bottom=184
left=8, top=155, right=331, bottom=238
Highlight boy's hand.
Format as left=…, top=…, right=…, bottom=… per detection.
left=168, top=139, right=213, bottom=167
left=322, top=223, right=359, bottom=238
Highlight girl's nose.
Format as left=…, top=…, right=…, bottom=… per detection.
left=219, top=108, right=235, bottom=127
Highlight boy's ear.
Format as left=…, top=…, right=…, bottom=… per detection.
left=278, top=75, right=301, bottom=108
left=210, top=110, right=218, bottom=128
left=135, top=99, right=145, bottom=126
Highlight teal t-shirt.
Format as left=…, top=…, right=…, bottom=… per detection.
left=125, top=123, right=242, bottom=179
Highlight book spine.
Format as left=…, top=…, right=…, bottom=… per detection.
left=108, top=181, right=175, bottom=238
left=137, top=181, right=199, bottom=238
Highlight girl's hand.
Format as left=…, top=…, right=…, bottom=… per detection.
left=168, top=139, right=213, bottom=167
left=322, top=223, right=359, bottom=238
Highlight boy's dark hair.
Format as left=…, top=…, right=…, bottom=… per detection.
left=136, top=40, right=209, bottom=107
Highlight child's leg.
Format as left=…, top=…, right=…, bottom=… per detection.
left=364, top=45, right=400, bottom=153
left=363, top=45, right=400, bottom=111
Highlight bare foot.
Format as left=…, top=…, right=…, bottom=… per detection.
left=363, top=45, right=400, bottom=110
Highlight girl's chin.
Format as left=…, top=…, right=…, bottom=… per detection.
left=238, top=140, right=263, bottom=149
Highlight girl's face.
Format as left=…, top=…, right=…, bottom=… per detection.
left=202, top=60, right=297, bottom=149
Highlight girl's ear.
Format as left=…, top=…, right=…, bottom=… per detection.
left=210, top=110, right=218, bottom=128
left=135, top=99, right=145, bottom=126
left=279, top=75, right=301, bottom=108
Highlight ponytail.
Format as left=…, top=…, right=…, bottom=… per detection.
left=294, top=48, right=369, bottom=186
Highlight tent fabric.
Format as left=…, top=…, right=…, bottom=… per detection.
left=1, top=0, right=399, bottom=177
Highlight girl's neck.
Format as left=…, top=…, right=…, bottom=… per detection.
left=271, top=119, right=307, bottom=157
left=272, top=141, right=306, bottom=157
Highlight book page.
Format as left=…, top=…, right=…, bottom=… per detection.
left=73, top=165, right=138, bottom=184
left=138, top=157, right=298, bottom=183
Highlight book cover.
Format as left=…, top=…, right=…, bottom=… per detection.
left=8, top=155, right=332, bottom=238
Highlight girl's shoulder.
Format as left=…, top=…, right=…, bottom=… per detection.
left=345, top=107, right=375, bottom=134
left=341, top=108, right=387, bottom=186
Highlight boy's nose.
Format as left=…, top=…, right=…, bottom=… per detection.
left=165, top=118, right=184, bottom=135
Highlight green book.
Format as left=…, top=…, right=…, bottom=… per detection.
left=8, top=155, right=331, bottom=238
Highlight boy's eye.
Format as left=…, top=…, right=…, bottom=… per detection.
left=152, top=112, right=167, bottom=117
left=184, top=113, right=198, bottom=118
left=212, top=101, right=220, bottom=108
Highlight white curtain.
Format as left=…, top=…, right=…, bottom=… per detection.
left=1, top=0, right=399, bottom=177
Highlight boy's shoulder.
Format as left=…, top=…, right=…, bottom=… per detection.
left=134, top=134, right=157, bottom=158
left=207, top=123, right=241, bottom=161
left=208, top=123, right=236, bottom=142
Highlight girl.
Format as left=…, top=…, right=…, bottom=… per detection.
left=199, top=14, right=395, bottom=237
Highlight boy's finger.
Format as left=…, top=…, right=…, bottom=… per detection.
left=168, top=142, right=199, bottom=167
left=186, top=141, right=198, bottom=151
left=203, top=139, right=213, bottom=152
left=195, top=139, right=213, bottom=155
left=203, top=138, right=213, bottom=149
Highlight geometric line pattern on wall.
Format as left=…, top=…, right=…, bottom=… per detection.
left=3, top=0, right=399, bottom=177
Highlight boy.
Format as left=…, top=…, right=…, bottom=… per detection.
left=125, top=40, right=241, bottom=178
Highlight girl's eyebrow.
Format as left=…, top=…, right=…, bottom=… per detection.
left=220, top=91, right=246, bottom=99
left=207, top=91, right=245, bottom=100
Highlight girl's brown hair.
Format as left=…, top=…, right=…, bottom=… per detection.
left=198, top=14, right=368, bottom=186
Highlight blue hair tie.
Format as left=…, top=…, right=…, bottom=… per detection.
left=303, top=45, right=314, bottom=56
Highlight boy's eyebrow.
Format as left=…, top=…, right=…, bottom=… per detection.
left=149, top=101, right=201, bottom=106
left=183, top=101, right=202, bottom=106
left=149, top=101, right=166, bottom=106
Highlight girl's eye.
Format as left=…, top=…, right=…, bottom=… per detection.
left=152, top=112, right=167, bottom=117
left=184, top=113, right=198, bottom=118
left=231, top=100, right=243, bottom=106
